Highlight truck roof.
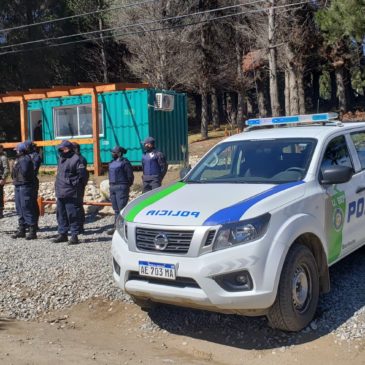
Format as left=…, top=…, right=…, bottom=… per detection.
left=223, top=122, right=365, bottom=143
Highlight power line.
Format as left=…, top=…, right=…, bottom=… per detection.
left=0, top=0, right=267, bottom=50
left=0, top=0, right=159, bottom=33
left=0, top=1, right=312, bottom=57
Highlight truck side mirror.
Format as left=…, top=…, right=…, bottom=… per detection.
left=320, top=165, right=353, bottom=185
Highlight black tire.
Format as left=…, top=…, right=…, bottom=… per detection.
left=267, top=243, right=319, bottom=332
left=130, top=295, right=156, bottom=311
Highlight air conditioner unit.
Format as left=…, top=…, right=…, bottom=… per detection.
left=155, top=93, right=175, bottom=111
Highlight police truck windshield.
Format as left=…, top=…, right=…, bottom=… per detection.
left=185, top=138, right=317, bottom=184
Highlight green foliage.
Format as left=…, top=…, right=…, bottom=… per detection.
left=316, top=0, right=365, bottom=44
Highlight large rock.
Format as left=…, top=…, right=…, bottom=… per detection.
left=99, top=179, right=110, bottom=201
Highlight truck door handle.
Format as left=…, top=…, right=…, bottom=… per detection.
left=356, top=186, right=365, bottom=194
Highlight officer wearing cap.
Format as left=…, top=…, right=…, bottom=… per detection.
left=107, top=146, right=134, bottom=235
left=24, top=140, right=42, bottom=227
left=72, top=142, right=89, bottom=233
left=11, top=142, right=38, bottom=240
left=53, top=140, right=88, bottom=245
left=141, top=136, right=168, bottom=193
left=0, top=144, right=9, bottom=219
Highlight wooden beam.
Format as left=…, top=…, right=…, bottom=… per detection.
left=46, top=91, right=70, bottom=98
left=114, top=82, right=149, bottom=90
left=91, top=88, right=101, bottom=176
left=1, top=138, right=94, bottom=149
left=0, top=96, right=23, bottom=103
left=20, top=99, right=28, bottom=142
left=23, top=93, right=47, bottom=100
left=69, top=87, right=93, bottom=95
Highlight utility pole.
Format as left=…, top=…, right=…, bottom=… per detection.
left=268, top=0, right=280, bottom=116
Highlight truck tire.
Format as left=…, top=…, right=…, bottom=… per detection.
left=267, top=243, right=319, bottom=332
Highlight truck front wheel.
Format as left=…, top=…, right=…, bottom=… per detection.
left=267, top=243, right=320, bottom=332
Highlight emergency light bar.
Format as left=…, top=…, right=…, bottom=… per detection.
left=247, top=113, right=338, bottom=127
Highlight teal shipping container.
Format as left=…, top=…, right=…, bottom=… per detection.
left=27, top=88, right=188, bottom=166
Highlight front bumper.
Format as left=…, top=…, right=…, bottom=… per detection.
left=111, top=229, right=278, bottom=315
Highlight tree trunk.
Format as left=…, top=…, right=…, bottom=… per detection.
left=211, top=88, right=220, bottom=129
left=230, top=92, right=238, bottom=126
left=193, top=94, right=202, bottom=127
left=237, top=91, right=246, bottom=131
left=330, top=70, right=337, bottom=108
left=257, top=73, right=268, bottom=117
left=289, top=66, right=299, bottom=115
left=268, top=0, right=280, bottom=116
left=297, top=70, right=306, bottom=114
left=335, top=66, right=347, bottom=112
left=312, top=71, right=320, bottom=112
left=285, top=70, right=290, bottom=115
left=99, top=16, right=108, bottom=83
left=217, top=92, right=225, bottom=124
left=201, top=88, right=209, bottom=139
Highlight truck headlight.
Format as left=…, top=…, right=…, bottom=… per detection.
left=213, top=213, right=270, bottom=251
left=116, top=215, right=128, bottom=242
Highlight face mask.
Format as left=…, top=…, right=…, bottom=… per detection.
left=144, top=144, right=153, bottom=152
left=59, top=150, right=73, bottom=158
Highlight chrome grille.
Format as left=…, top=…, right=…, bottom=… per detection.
left=135, top=227, right=194, bottom=254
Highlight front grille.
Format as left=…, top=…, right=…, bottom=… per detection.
left=128, top=271, right=200, bottom=288
left=135, top=227, right=194, bottom=254
left=204, top=230, right=216, bottom=246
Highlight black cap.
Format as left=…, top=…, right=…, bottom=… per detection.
left=58, top=140, right=74, bottom=150
left=143, top=136, right=155, bottom=145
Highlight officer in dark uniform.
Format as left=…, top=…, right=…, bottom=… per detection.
left=72, top=142, right=89, bottom=233
left=0, top=144, right=9, bottom=219
left=24, top=140, right=42, bottom=227
left=53, top=140, right=88, bottom=245
left=142, top=136, right=168, bottom=193
left=11, top=143, right=38, bottom=240
left=107, top=146, right=134, bottom=235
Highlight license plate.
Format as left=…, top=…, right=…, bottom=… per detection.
left=138, top=261, right=176, bottom=280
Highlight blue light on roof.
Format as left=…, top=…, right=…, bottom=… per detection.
left=246, top=113, right=338, bottom=127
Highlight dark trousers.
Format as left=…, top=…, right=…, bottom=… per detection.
left=56, top=197, right=80, bottom=235
left=33, top=177, right=39, bottom=223
left=0, top=184, right=3, bottom=210
left=78, top=186, right=86, bottom=229
left=15, top=185, right=37, bottom=227
left=142, top=177, right=161, bottom=193
left=110, top=184, right=129, bottom=222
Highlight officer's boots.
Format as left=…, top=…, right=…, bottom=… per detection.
left=0, top=209, right=3, bottom=219
left=53, top=234, right=68, bottom=243
left=12, top=226, right=26, bottom=239
left=68, top=235, right=79, bottom=245
left=107, top=226, right=115, bottom=236
left=26, top=225, right=37, bottom=240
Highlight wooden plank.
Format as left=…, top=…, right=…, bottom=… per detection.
left=91, top=88, right=101, bottom=176
left=1, top=138, right=94, bottom=149
left=23, top=93, right=47, bottom=100
left=0, top=96, right=23, bottom=103
left=20, top=99, right=28, bottom=142
left=115, top=82, right=149, bottom=90
left=69, top=87, right=93, bottom=95
left=46, top=91, right=70, bottom=98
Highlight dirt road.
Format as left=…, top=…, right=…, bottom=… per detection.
left=1, top=299, right=364, bottom=365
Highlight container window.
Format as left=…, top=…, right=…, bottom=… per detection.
left=54, top=104, right=103, bottom=139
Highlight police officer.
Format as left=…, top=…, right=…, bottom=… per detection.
left=24, top=140, right=42, bottom=227
left=108, top=146, right=134, bottom=235
left=141, top=137, right=168, bottom=193
left=11, top=143, right=38, bottom=240
left=0, top=144, right=9, bottom=219
left=53, top=140, right=88, bottom=245
left=72, top=142, right=89, bottom=233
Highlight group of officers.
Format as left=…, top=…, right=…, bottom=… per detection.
left=1, top=137, right=167, bottom=245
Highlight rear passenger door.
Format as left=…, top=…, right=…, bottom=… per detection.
left=346, top=130, right=365, bottom=251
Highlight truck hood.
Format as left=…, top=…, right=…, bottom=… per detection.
left=124, top=181, right=305, bottom=226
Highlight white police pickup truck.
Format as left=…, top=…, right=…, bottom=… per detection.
left=112, top=113, right=365, bottom=331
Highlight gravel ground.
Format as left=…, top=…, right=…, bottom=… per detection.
left=1, top=211, right=365, bottom=346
